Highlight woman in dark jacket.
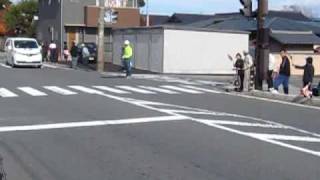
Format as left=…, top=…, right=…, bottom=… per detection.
left=293, top=57, right=315, bottom=90
left=234, top=53, right=245, bottom=92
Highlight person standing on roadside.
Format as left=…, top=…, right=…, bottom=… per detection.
left=267, top=53, right=276, bottom=91
left=49, top=40, right=57, bottom=63
left=273, top=50, right=291, bottom=94
left=81, top=44, right=90, bottom=66
left=293, top=57, right=315, bottom=91
left=70, top=42, right=78, bottom=69
left=122, top=40, right=133, bottom=78
left=243, top=51, right=253, bottom=91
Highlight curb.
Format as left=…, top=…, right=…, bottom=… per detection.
left=245, top=90, right=320, bottom=107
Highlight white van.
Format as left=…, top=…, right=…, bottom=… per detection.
left=4, top=37, right=42, bottom=68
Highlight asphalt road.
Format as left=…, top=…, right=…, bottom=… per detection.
left=0, top=62, right=319, bottom=180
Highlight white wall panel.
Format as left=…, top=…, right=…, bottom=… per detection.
left=163, top=29, right=249, bottom=74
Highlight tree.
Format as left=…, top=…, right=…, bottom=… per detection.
left=0, top=0, right=11, bottom=9
left=4, top=0, right=38, bottom=37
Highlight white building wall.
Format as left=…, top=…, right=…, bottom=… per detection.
left=163, top=29, right=249, bottom=74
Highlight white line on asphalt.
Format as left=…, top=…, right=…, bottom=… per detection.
left=42, top=63, right=71, bottom=70
left=116, top=86, right=157, bottom=94
left=138, top=86, right=179, bottom=94
left=203, top=120, right=286, bottom=129
left=0, top=88, right=18, bottom=98
left=0, top=116, right=186, bottom=133
left=17, top=87, right=48, bottom=97
left=196, top=119, right=320, bottom=157
left=93, top=86, right=131, bottom=94
left=43, top=86, right=78, bottom=95
left=222, top=92, right=320, bottom=111
left=0, top=63, right=11, bottom=69
left=68, top=86, right=103, bottom=94
left=179, top=85, right=221, bottom=94
left=161, top=85, right=204, bottom=94
left=245, top=133, right=320, bottom=143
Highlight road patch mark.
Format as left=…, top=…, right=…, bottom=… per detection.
left=245, top=133, right=320, bottom=143
left=0, top=116, right=186, bottom=133
left=17, top=87, right=47, bottom=97
left=93, top=86, right=131, bottom=94
left=0, top=88, right=18, bottom=98
left=161, top=85, right=203, bottom=94
left=68, top=86, right=103, bottom=94
left=202, top=120, right=286, bottom=129
left=179, top=85, right=221, bottom=94
left=138, top=86, right=179, bottom=94
left=43, top=86, right=78, bottom=95
left=117, top=86, right=157, bottom=94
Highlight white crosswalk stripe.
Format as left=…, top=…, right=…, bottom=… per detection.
left=116, top=86, right=157, bottom=94
left=17, top=87, right=48, bottom=97
left=68, top=86, right=103, bottom=94
left=180, top=85, right=221, bottom=94
left=93, top=86, right=130, bottom=94
left=161, top=85, right=204, bottom=94
left=0, top=88, right=18, bottom=97
left=138, top=86, right=179, bottom=94
left=43, top=86, right=78, bottom=95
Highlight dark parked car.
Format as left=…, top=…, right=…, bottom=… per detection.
left=77, top=42, right=97, bottom=63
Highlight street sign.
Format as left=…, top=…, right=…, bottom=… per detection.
left=104, top=9, right=112, bottom=23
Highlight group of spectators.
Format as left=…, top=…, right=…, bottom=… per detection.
left=230, top=49, right=316, bottom=98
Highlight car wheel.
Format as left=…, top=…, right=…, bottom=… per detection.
left=37, top=65, right=42, bottom=69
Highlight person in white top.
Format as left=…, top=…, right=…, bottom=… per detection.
left=267, top=53, right=276, bottom=90
left=48, top=40, right=57, bottom=63
left=243, top=51, right=254, bottom=91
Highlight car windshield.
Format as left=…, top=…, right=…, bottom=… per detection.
left=85, top=43, right=96, bottom=49
left=14, top=40, right=38, bottom=49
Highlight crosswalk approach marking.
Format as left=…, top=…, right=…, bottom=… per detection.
left=17, top=87, right=47, bottom=97
left=93, top=86, right=131, bottom=94
left=138, top=86, right=179, bottom=94
left=43, top=86, right=78, bottom=95
left=116, top=86, right=157, bottom=94
left=180, top=85, right=221, bottom=94
left=0, top=88, right=18, bottom=97
left=161, top=85, right=204, bottom=94
left=68, top=86, right=103, bottom=94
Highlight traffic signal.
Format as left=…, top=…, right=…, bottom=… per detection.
left=239, top=0, right=252, bottom=17
left=111, top=10, right=119, bottom=23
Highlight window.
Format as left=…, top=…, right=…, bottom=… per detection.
left=14, top=41, right=39, bottom=49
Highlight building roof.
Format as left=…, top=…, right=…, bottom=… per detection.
left=166, top=13, right=214, bottom=25
left=141, top=14, right=170, bottom=26
left=270, top=30, right=320, bottom=45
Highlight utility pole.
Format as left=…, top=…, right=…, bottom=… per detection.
left=146, top=0, right=150, bottom=26
left=255, top=0, right=269, bottom=90
left=97, top=0, right=106, bottom=73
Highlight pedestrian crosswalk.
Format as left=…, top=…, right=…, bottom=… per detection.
left=0, top=84, right=221, bottom=98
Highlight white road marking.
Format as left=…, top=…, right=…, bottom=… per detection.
left=197, top=120, right=320, bottom=157
left=246, top=133, right=320, bottom=143
left=0, top=88, right=18, bottom=98
left=138, top=86, right=179, bottom=94
left=0, top=116, right=186, bottom=133
left=223, top=91, right=320, bottom=111
left=42, top=63, right=71, bottom=70
left=0, top=63, right=11, bottom=69
left=161, top=85, right=204, bottom=94
left=117, top=86, right=157, bottom=94
left=17, top=87, right=47, bottom=97
left=93, top=86, right=131, bottom=94
left=180, top=85, right=221, bottom=94
left=204, top=120, right=286, bottom=129
left=43, top=86, right=78, bottom=95
left=68, top=86, right=103, bottom=94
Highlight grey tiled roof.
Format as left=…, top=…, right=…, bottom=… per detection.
left=271, top=31, right=320, bottom=45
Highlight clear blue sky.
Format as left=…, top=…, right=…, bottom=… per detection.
left=143, top=0, right=320, bottom=17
